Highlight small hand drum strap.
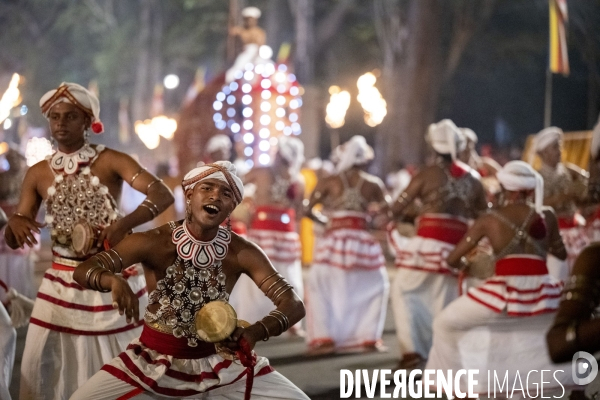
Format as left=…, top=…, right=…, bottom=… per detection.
left=236, top=337, right=256, bottom=400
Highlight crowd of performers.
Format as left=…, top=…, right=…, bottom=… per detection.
left=0, top=81, right=600, bottom=399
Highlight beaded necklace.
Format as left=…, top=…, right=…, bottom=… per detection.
left=145, top=221, right=230, bottom=347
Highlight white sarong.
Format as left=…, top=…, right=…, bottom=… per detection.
left=426, top=255, right=574, bottom=396
left=0, top=280, right=16, bottom=400
left=389, top=214, right=467, bottom=359
left=306, top=211, right=388, bottom=350
left=70, top=324, right=309, bottom=400
left=19, top=264, right=147, bottom=400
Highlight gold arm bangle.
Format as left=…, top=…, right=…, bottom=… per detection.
left=94, top=270, right=111, bottom=293
left=85, top=264, right=103, bottom=285
left=264, top=314, right=284, bottom=335
left=269, top=310, right=289, bottom=331
left=97, top=251, right=116, bottom=273
left=109, top=249, right=124, bottom=272
left=264, top=277, right=284, bottom=297
left=129, top=168, right=146, bottom=186
left=270, top=284, right=293, bottom=302
left=257, top=321, right=270, bottom=341
left=258, top=272, right=280, bottom=290
left=272, top=285, right=293, bottom=302
left=139, top=203, right=157, bottom=218
left=146, top=179, right=163, bottom=191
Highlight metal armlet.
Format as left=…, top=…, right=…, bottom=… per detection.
left=257, top=321, right=270, bottom=341
left=258, top=272, right=280, bottom=290
left=129, top=168, right=146, bottom=187
left=146, top=179, right=163, bottom=191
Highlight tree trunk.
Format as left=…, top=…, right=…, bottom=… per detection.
left=375, top=0, right=444, bottom=175
left=132, top=0, right=152, bottom=123
left=294, top=0, right=315, bottom=84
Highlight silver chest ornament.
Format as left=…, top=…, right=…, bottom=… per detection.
left=145, top=222, right=230, bottom=347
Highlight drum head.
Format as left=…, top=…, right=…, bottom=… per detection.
left=195, top=300, right=238, bottom=343
left=71, top=221, right=94, bottom=256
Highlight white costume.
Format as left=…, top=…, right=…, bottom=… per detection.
left=390, top=120, right=479, bottom=363
left=426, top=162, right=576, bottom=397
left=306, top=136, right=389, bottom=351
left=71, top=161, right=309, bottom=400
left=534, top=127, right=589, bottom=281
left=587, top=115, right=600, bottom=241
left=0, top=280, right=16, bottom=400
left=20, top=83, right=147, bottom=400
left=0, top=203, right=37, bottom=299
left=225, top=7, right=271, bottom=83
left=229, top=138, right=304, bottom=330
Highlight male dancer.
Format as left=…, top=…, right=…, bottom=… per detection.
left=70, top=161, right=308, bottom=399
left=534, top=126, right=589, bottom=280
left=389, top=119, right=487, bottom=369
left=4, top=82, right=174, bottom=399
left=229, top=137, right=305, bottom=334
left=305, top=135, right=389, bottom=354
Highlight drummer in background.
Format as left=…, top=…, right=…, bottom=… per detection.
left=533, top=126, right=590, bottom=281
left=70, top=161, right=308, bottom=400
left=4, top=82, right=174, bottom=400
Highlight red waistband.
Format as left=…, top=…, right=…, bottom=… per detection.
left=139, top=324, right=216, bottom=359
left=558, top=214, right=585, bottom=229
left=416, top=215, right=468, bottom=245
left=52, top=262, right=76, bottom=271
left=327, top=215, right=368, bottom=232
left=251, top=206, right=296, bottom=232
left=495, top=256, right=548, bottom=276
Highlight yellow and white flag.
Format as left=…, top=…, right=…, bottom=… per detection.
left=549, top=0, right=569, bottom=75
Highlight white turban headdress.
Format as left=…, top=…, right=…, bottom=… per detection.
left=496, top=160, right=544, bottom=214
left=278, top=136, right=305, bottom=173
left=534, top=126, right=563, bottom=153
left=335, top=135, right=374, bottom=172
left=427, top=119, right=465, bottom=160
left=460, top=127, right=478, bottom=143
left=182, top=161, right=244, bottom=204
left=206, top=134, right=232, bottom=154
left=241, top=6, right=261, bottom=19
left=40, top=82, right=103, bottom=134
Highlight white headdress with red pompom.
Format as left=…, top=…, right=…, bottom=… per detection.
left=39, top=82, right=104, bottom=134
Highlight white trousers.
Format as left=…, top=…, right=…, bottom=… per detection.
left=391, top=268, right=459, bottom=358
left=0, top=304, right=16, bottom=400
left=69, top=370, right=310, bottom=400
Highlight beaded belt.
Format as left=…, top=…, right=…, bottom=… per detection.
left=52, top=255, right=83, bottom=270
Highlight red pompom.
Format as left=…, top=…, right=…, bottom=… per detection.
left=286, top=183, right=298, bottom=200
left=91, top=121, right=104, bottom=134
left=528, top=214, right=547, bottom=240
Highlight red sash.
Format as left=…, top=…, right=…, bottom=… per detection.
left=250, top=205, right=296, bottom=232
left=140, top=324, right=216, bottom=359
left=416, top=214, right=468, bottom=245
left=327, top=215, right=368, bottom=232
left=495, top=256, right=548, bottom=276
